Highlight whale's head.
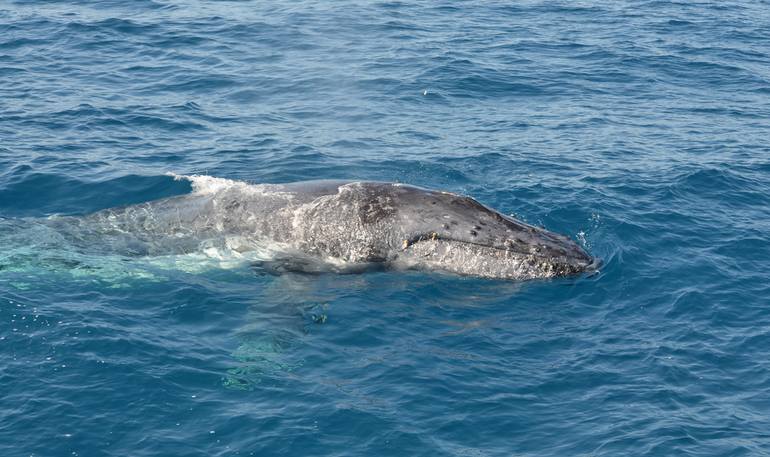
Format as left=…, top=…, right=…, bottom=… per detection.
left=388, top=184, right=595, bottom=280
left=289, top=181, right=595, bottom=280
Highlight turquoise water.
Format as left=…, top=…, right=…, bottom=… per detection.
left=2, top=1, right=770, bottom=455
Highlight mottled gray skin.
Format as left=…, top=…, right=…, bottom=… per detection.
left=48, top=180, right=595, bottom=280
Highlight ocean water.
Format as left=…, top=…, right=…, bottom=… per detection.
left=1, top=0, right=770, bottom=455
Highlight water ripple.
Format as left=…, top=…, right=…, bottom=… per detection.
left=2, top=0, right=770, bottom=455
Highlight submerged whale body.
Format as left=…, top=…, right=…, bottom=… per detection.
left=47, top=176, right=596, bottom=280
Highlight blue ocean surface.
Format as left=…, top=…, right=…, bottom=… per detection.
left=2, top=1, right=770, bottom=455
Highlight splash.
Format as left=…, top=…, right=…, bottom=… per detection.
left=165, top=173, right=289, bottom=199
left=166, top=172, right=249, bottom=195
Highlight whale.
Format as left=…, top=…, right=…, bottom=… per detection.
left=39, top=176, right=596, bottom=280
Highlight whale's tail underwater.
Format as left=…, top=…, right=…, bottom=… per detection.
left=1, top=175, right=597, bottom=281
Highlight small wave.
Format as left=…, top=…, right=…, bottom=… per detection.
left=165, top=172, right=279, bottom=197
left=167, top=172, right=244, bottom=195
left=0, top=172, right=190, bottom=217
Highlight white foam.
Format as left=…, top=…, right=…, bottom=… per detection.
left=166, top=173, right=298, bottom=206
left=166, top=172, right=252, bottom=195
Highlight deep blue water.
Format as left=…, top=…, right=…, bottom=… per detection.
left=2, top=1, right=770, bottom=455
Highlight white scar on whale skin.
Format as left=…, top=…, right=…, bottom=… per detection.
left=2, top=175, right=596, bottom=282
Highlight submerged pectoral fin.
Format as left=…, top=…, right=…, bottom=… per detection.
left=250, top=256, right=330, bottom=276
